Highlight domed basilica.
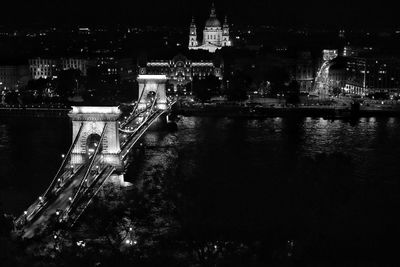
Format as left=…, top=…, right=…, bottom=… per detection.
left=188, top=3, right=232, bottom=53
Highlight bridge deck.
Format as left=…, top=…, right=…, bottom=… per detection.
left=22, top=165, right=88, bottom=238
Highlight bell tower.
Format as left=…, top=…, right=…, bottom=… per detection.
left=188, top=17, right=198, bottom=49
left=222, top=16, right=231, bottom=47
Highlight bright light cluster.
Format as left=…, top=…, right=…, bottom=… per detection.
left=71, top=106, right=121, bottom=114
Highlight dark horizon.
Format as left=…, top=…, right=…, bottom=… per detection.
left=1, top=0, right=399, bottom=30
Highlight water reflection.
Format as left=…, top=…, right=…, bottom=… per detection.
left=1, top=116, right=400, bottom=218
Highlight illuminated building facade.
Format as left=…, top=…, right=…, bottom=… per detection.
left=329, top=57, right=400, bottom=96
left=29, top=58, right=92, bottom=79
left=323, top=49, right=338, bottom=61
left=29, top=58, right=58, bottom=79
left=139, top=54, right=223, bottom=94
left=342, top=46, right=373, bottom=57
left=61, top=58, right=90, bottom=76
left=188, top=3, right=232, bottom=53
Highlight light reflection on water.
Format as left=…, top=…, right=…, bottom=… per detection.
left=1, top=116, right=400, bottom=218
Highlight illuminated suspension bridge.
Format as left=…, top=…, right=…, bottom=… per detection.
left=313, top=49, right=338, bottom=97
left=14, top=75, right=176, bottom=239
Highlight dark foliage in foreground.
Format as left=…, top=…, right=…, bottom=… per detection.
left=1, top=152, right=400, bottom=266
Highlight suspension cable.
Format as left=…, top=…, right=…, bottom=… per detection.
left=66, top=124, right=107, bottom=215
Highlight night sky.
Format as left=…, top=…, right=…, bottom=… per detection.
left=1, top=0, right=398, bottom=28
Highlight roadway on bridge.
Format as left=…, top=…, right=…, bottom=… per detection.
left=22, top=166, right=87, bottom=238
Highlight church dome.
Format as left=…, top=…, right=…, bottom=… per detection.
left=205, top=17, right=221, bottom=28
left=205, top=3, right=221, bottom=28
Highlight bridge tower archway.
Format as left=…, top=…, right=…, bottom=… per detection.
left=68, top=106, right=122, bottom=169
left=137, top=75, right=168, bottom=110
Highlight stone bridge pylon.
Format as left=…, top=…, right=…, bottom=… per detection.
left=68, top=106, right=123, bottom=170
left=137, top=75, right=168, bottom=110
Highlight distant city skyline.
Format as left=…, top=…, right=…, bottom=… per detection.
left=1, top=0, right=398, bottom=29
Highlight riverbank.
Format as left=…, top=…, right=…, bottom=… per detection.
left=176, top=105, right=400, bottom=118
left=0, top=107, right=71, bottom=118
left=2, top=104, right=400, bottom=119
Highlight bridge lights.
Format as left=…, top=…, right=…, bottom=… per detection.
left=125, top=239, right=136, bottom=245
left=76, top=240, right=86, bottom=248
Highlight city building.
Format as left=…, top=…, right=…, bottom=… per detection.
left=29, top=58, right=58, bottom=79
left=0, top=66, right=18, bottom=90
left=90, top=57, right=136, bottom=85
left=188, top=3, right=232, bottom=53
left=294, top=52, right=315, bottom=93
left=328, top=56, right=400, bottom=96
left=61, top=58, right=90, bottom=76
left=29, top=58, right=93, bottom=80
left=117, top=58, right=136, bottom=83
left=342, top=46, right=373, bottom=57
left=342, top=57, right=367, bottom=95
left=139, top=54, right=223, bottom=94
left=94, top=56, right=120, bottom=85
left=0, top=65, right=30, bottom=90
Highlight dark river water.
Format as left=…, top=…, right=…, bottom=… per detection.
left=2, top=116, right=400, bottom=257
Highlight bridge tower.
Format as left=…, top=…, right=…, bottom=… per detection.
left=68, top=106, right=123, bottom=170
left=137, top=75, right=168, bottom=110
